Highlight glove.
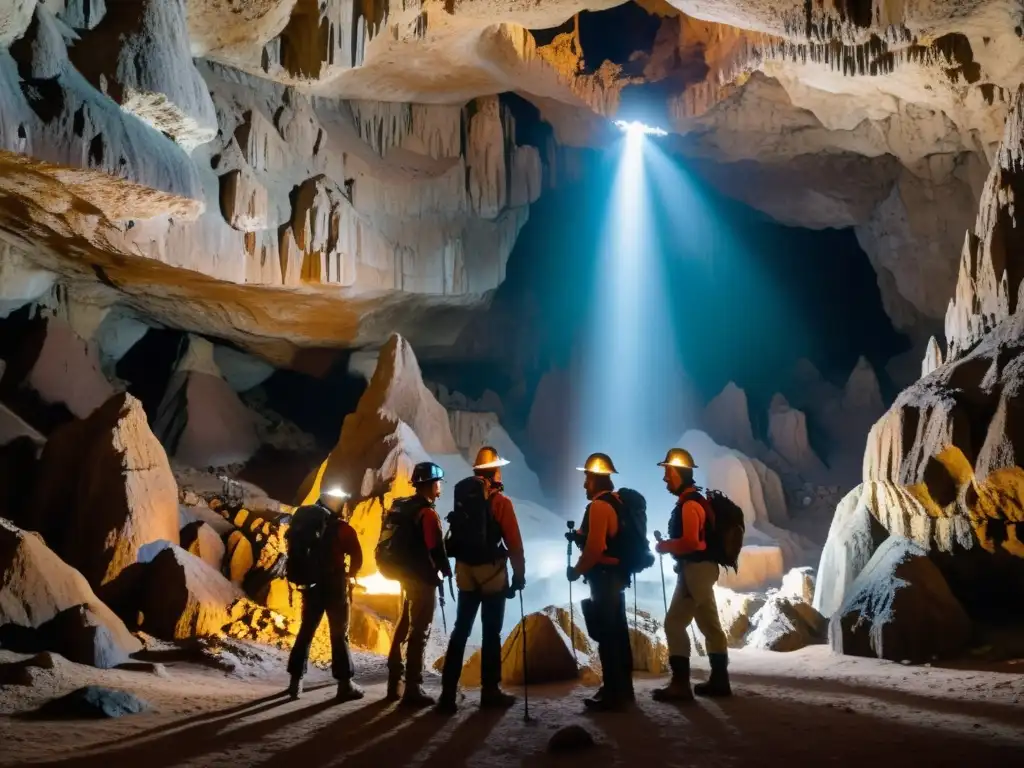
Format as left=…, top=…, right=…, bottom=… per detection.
left=511, top=574, right=526, bottom=592
left=566, top=566, right=581, bottom=583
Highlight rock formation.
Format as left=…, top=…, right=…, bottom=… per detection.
left=829, top=536, right=972, bottom=662
left=152, top=335, right=261, bottom=469
left=140, top=546, right=244, bottom=641
left=818, top=86, right=1024, bottom=634
left=746, top=595, right=826, bottom=652
left=767, top=394, right=827, bottom=478
left=27, top=393, right=180, bottom=608
left=702, top=381, right=756, bottom=453
left=0, top=518, right=141, bottom=668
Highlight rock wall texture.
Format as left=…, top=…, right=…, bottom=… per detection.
left=1, top=0, right=1021, bottom=360
left=819, top=85, right=1024, bottom=623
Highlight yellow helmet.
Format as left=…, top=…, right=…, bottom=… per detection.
left=658, top=447, right=698, bottom=470
left=576, top=452, right=618, bottom=475
left=473, top=445, right=510, bottom=470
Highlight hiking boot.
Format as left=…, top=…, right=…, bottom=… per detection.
left=694, top=653, right=732, bottom=698
left=652, top=657, right=694, bottom=703
left=435, top=690, right=458, bottom=716
left=583, top=693, right=629, bottom=712
left=287, top=675, right=303, bottom=700
left=336, top=681, right=365, bottom=702
left=401, top=685, right=436, bottom=708
left=480, top=687, right=516, bottom=709
left=385, top=675, right=402, bottom=702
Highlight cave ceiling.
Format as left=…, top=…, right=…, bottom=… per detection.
left=0, top=0, right=1021, bottom=368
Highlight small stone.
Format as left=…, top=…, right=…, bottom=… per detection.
left=548, top=724, right=595, bottom=753
left=34, top=686, right=149, bottom=719
left=802, top=496, right=812, bottom=507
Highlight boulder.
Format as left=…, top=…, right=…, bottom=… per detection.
left=44, top=605, right=138, bottom=669
left=813, top=483, right=893, bottom=617
left=152, top=335, right=260, bottom=469
left=494, top=610, right=579, bottom=686
left=179, top=521, right=225, bottom=572
left=25, top=318, right=115, bottom=420
left=747, top=595, right=827, bottom=652
left=829, top=537, right=972, bottom=663
left=548, top=725, right=596, bottom=754
left=28, top=393, right=179, bottom=607
left=35, top=686, right=149, bottom=719
left=0, top=518, right=141, bottom=667
left=780, top=567, right=816, bottom=605
left=625, top=609, right=669, bottom=673
left=140, top=546, right=243, bottom=640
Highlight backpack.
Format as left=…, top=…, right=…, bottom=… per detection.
left=284, top=503, right=336, bottom=587
left=603, top=488, right=655, bottom=576
left=683, top=488, right=745, bottom=571
left=375, top=497, right=429, bottom=582
left=445, top=477, right=504, bottom=566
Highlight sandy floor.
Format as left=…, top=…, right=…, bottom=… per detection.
left=1, top=646, right=1022, bottom=768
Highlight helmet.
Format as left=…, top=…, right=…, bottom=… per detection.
left=410, top=462, right=444, bottom=485
left=575, top=452, right=618, bottom=475
left=473, top=446, right=510, bottom=470
left=658, top=448, right=698, bottom=470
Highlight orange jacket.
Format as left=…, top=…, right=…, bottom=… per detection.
left=655, top=498, right=707, bottom=557
left=574, top=491, right=620, bottom=575
left=491, top=492, right=526, bottom=581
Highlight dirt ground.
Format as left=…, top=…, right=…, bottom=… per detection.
left=1, top=646, right=1022, bottom=768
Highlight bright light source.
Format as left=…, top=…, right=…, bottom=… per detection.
left=324, top=486, right=349, bottom=499
left=613, top=119, right=668, bottom=137
left=357, top=571, right=402, bottom=595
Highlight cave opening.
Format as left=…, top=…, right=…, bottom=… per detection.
left=425, top=139, right=910, bottom=443
left=531, top=2, right=662, bottom=76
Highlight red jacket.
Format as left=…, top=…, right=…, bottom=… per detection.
left=331, top=518, right=363, bottom=578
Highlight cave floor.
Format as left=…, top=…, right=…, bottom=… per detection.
left=1, top=646, right=1022, bottom=767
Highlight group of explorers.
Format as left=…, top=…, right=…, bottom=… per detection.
left=282, top=445, right=743, bottom=713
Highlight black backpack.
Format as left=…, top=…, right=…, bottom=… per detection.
left=704, top=489, right=745, bottom=571
left=375, top=497, right=429, bottom=582
left=284, top=503, right=336, bottom=587
left=445, top=477, right=504, bottom=566
left=683, top=488, right=746, bottom=571
left=604, top=488, right=655, bottom=576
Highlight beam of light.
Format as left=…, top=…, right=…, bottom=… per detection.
left=613, top=119, right=668, bottom=137
left=567, top=121, right=688, bottom=516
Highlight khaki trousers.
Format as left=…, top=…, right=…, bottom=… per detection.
left=664, top=560, right=728, bottom=656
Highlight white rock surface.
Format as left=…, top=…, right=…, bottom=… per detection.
left=767, top=394, right=827, bottom=478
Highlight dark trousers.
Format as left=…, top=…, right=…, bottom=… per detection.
left=387, top=581, right=437, bottom=685
left=441, top=590, right=507, bottom=691
left=287, top=585, right=354, bottom=681
left=588, top=570, right=633, bottom=697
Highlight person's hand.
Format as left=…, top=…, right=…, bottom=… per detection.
left=511, top=574, right=526, bottom=592
left=564, top=531, right=576, bottom=543
left=566, top=566, right=580, bottom=583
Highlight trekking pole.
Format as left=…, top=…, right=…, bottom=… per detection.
left=565, top=520, right=578, bottom=665
left=519, top=590, right=534, bottom=723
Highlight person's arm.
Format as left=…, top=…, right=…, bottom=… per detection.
left=336, top=521, right=363, bottom=577
left=573, top=500, right=614, bottom=575
left=421, top=507, right=452, bottom=578
left=493, top=495, right=525, bottom=582
left=655, top=501, right=705, bottom=556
